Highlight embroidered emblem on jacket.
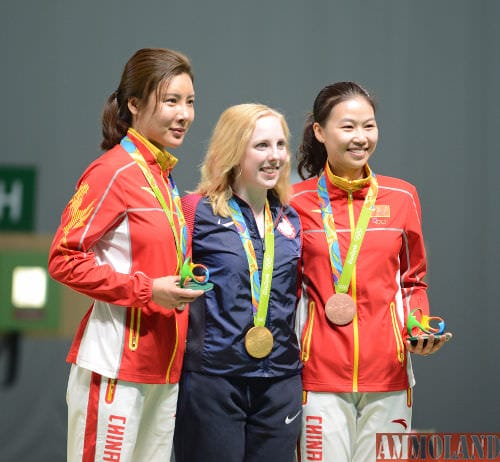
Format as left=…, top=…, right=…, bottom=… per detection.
left=277, top=216, right=297, bottom=238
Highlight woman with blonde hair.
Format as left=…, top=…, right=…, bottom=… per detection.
left=174, top=103, right=302, bottom=462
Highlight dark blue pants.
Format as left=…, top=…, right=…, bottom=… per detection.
left=174, top=372, right=302, bottom=462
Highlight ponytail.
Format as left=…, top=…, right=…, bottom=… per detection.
left=297, top=113, right=327, bottom=179
left=100, top=91, right=130, bottom=150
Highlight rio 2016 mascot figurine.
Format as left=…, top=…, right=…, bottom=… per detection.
left=180, top=257, right=213, bottom=291
left=406, top=308, right=452, bottom=346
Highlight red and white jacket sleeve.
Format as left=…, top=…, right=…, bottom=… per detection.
left=48, top=158, right=153, bottom=308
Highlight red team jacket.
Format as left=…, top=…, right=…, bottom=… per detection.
left=291, top=167, right=429, bottom=393
left=48, top=130, right=188, bottom=384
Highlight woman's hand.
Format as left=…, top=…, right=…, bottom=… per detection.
left=152, top=275, right=205, bottom=310
left=406, top=333, right=453, bottom=356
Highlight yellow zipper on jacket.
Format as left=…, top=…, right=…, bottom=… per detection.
left=128, top=306, right=179, bottom=383
left=390, top=302, right=405, bottom=366
left=129, top=306, right=141, bottom=350
left=165, top=318, right=179, bottom=382
left=105, top=378, right=117, bottom=403
left=301, top=301, right=316, bottom=362
left=347, top=191, right=360, bottom=392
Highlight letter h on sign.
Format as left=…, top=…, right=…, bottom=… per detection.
left=0, top=167, right=36, bottom=231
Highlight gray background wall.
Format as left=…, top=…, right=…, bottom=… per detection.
left=1, top=0, right=499, bottom=460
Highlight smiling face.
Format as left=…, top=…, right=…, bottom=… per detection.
left=234, top=114, right=289, bottom=202
left=128, top=72, right=195, bottom=150
left=313, top=95, right=378, bottom=180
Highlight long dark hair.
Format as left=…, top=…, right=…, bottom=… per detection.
left=297, top=81, right=376, bottom=179
left=100, top=48, right=193, bottom=150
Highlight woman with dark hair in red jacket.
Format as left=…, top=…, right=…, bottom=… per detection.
left=292, top=81, right=452, bottom=462
left=48, top=48, right=204, bottom=462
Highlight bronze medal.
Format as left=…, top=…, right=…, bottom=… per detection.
left=325, top=293, right=356, bottom=325
left=244, top=326, right=274, bottom=358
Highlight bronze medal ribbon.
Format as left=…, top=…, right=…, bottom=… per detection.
left=317, top=170, right=378, bottom=294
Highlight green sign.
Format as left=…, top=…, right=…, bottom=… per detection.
left=0, top=166, right=36, bottom=231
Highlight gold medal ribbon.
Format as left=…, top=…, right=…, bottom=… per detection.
left=228, top=198, right=274, bottom=327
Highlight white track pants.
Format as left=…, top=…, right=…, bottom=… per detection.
left=67, top=364, right=178, bottom=462
left=299, top=390, right=412, bottom=462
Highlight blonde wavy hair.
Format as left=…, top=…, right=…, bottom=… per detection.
left=196, top=103, right=292, bottom=217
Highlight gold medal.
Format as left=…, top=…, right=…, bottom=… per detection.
left=325, top=293, right=356, bottom=325
left=244, top=326, right=274, bottom=358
